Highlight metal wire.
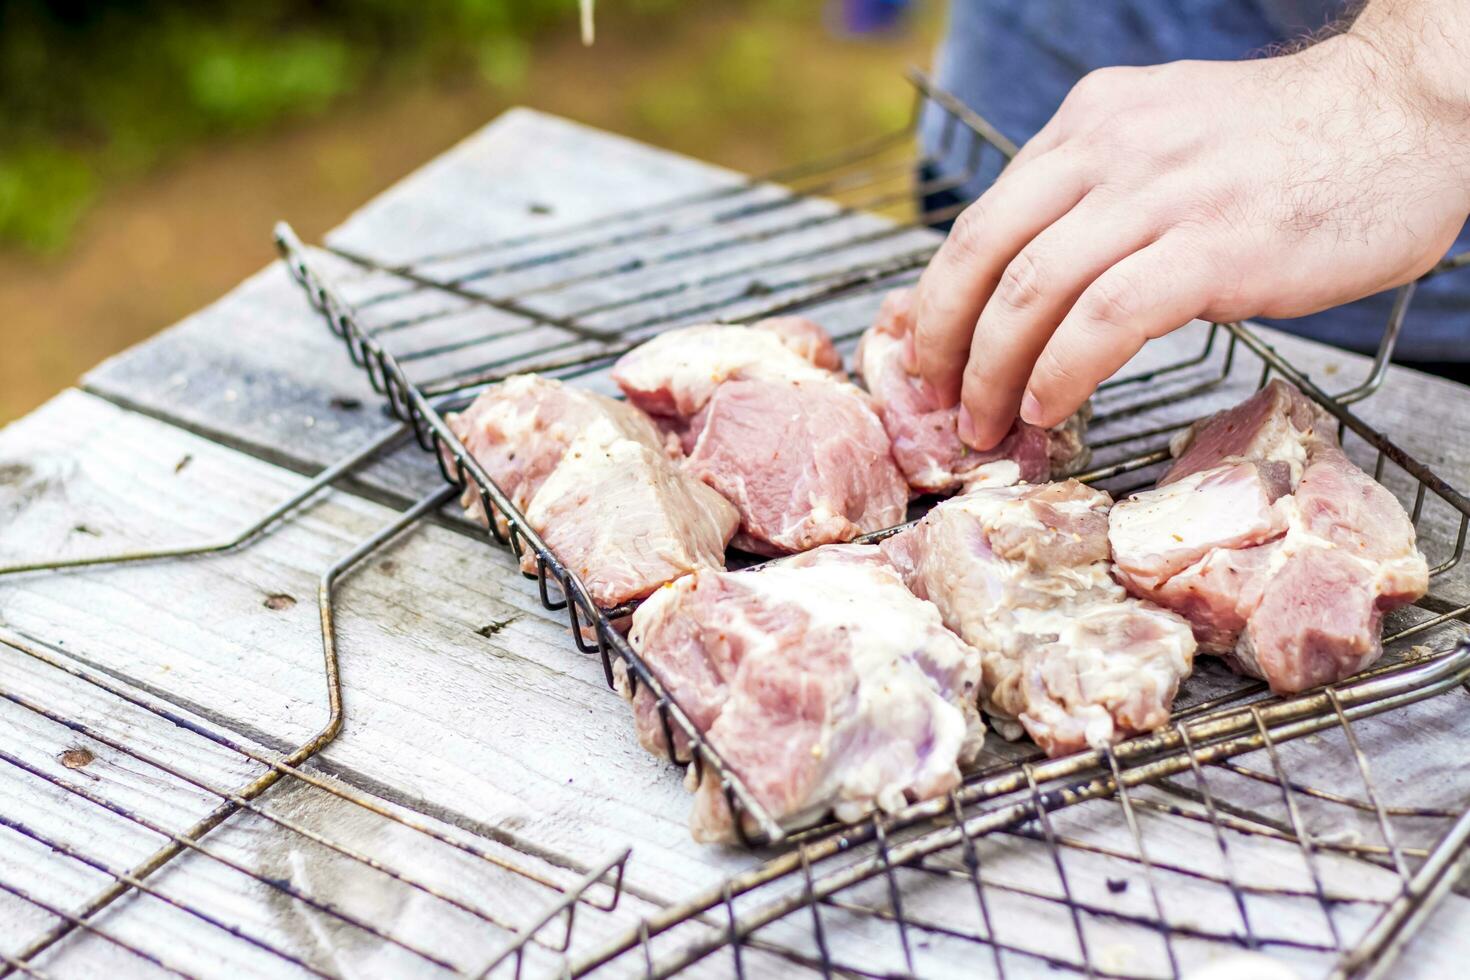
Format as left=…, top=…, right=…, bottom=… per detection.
left=573, top=645, right=1470, bottom=978
left=6, top=68, right=1464, bottom=978
left=273, top=65, right=1468, bottom=842
left=0, top=446, right=631, bottom=977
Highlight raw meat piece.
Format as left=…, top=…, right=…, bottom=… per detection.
left=1163, top=377, right=1324, bottom=496
left=1144, top=542, right=1280, bottom=652
left=445, top=374, right=674, bottom=529
left=754, top=316, right=844, bottom=372
left=1291, top=445, right=1429, bottom=606
left=1110, top=381, right=1429, bottom=692
left=611, top=318, right=842, bottom=421
left=624, top=544, right=985, bottom=842
left=881, top=481, right=1196, bottom=756
left=1020, top=603, right=1197, bottom=754
left=614, top=321, right=909, bottom=554
left=1106, top=463, right=1288, bottom=589
left=685, top=378, right=909, bottom=555
left=447, top=373, right=736, bottom=610
left=1231, top=445, right=1431, bottom=688
left=855, top=288, right=1091, bottom=494
left=522, top=420, right=738, bottom=608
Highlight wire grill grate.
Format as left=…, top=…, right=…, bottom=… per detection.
left=573, top=649, right=1470, bottom=978
left=3, top=69, right=1469, bottom=977
left=269, top=70, right=1470, bottom=978
left=0, top=458, right=632, bottom=979
left=274, top=69, right=1470, bottom=844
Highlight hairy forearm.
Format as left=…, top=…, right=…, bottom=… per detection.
left=1277, top=0, right=1470, bottom=230
left=1348, top=0, right=1470, bottom=135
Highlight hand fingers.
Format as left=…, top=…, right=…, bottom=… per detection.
left=911, top=148, right=1091, bottom=405
left=1020, top=237, right=1215, bottom=428
left=956, top=192, right=1157, bottom=449
left=998, top=64, right=1116, bottom=172
left=1003, top=111, right=1066, bottom=171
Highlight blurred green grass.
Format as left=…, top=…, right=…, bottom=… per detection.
left=0, top=0, right=938, bottom=423
left=1, top=1, right=934, bottom=253
left=0, top=0, right=689, bottom=253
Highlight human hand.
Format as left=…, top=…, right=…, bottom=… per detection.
left=912, top=11, right=1470, bottom=450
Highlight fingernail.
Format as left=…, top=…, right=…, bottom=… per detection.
left=957, top=405, right=978, bottom=445
left=1020, top=390, right=1043, bottom=426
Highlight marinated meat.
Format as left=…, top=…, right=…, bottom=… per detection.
left=521, top=421, right=738, bottom=608
left=881, top=481, right=1196, bottom=756
left=614, top=321, right=909, bottom=554
left=624, top=544, right=985, bottom=842
left=1162, top=377, right=1321, bottom=495
left=611, top=318, right=843, bottom=423
left=446, top=374, right=674, bottom=529
left=1106, top=463, right=1289, bottom=591
left=1110, top=381, right=1429, bottom=692
left=855, top=288, right=1091, bottom=494
left=753, top=315, right=845, bottom=372
left=685, top=378, right=909, bottom=555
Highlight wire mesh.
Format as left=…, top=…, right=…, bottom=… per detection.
left=3, top=67, right=1467, bottom=978
left=571, top=644, right=1470, bottom=979
left=0, top=447, right=632, bottom=979
left=268, top=67, right=1470, bottom=976
left=276, top=68, right=1470, bottom=847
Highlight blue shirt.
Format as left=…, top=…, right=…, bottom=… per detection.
left=924, top=0, right=1468, bottom=360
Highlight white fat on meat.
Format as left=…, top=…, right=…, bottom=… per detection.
left=880, top=481, right=1196, bottom=756
left=521, top=420, right=738, bottom=609
left=854, top=288, right=1091, bottom=494
left=624, top=544, right=984, bottom=842
left=1163, top=376, right=1319, bottom=496
left=445, top=373, right=675, bottom=530
left=611, top=317, right=843, bottom=423
left=1106, top=463, right=1289, bottom=589
left=613, top=320, right=909, bottom=554
left=1110, top=381, right=1429, bottom=693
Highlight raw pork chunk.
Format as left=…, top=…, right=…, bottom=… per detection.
left=613, top=321, right=909, bottom=554
left=446, top=374, right=674, bottom=529
left=856, top=288, right=1091, bottom=494
left=612, top=318, right=843, bottom=429
left=686, top=378, right=909, bottom=555
left=625, top=544, right=985, bottom=842
left=881, top=481, right=1196, bottom=756
left=1109, top=381, right=1429, bottom=693
left=521, top=421, right=739, bottom=608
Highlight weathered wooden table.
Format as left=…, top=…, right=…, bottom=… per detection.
left=3, top=108, right=1470, bottom=979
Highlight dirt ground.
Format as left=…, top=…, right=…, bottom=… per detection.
left=0, top=5, right=942, bottom=423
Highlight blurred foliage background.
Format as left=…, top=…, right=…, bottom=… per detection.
left=0, top=0, right=940, bottom=421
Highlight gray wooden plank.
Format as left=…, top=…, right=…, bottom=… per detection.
left=1, top=629, right=662, bottom=979
left=323, top=109, right=756, bottom=266
left=79, top=256, right=450, bottom=508
left=0, top=390, right=835, bottom=976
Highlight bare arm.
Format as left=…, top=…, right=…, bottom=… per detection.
left=912, top=0, right=1470, bottom=449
